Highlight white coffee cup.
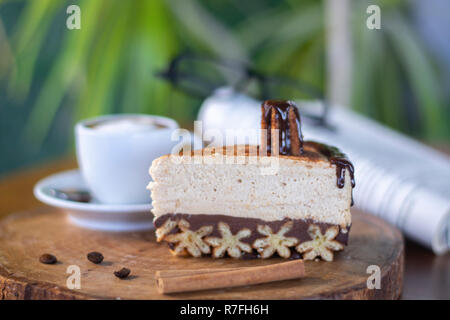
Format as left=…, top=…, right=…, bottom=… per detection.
left=75, top=114, right=179, bottom=204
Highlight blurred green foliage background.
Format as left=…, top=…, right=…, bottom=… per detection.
left=0, top=0, right=449, bottom=175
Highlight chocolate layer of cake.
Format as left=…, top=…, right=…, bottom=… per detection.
left=154, top=213, right=350, bottom=260
left=155, top=213, right=350, bottom=244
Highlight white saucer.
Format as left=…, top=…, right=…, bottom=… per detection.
left=33, top=169, right=154, bottom=232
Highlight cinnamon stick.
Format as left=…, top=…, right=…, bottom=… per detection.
left=261, top=100, right=304, bottom=156
left=288, top=106, right=303, bottom=156
left=156, top=260, right=305, bottom=294
left=155, top=267, right=243, bottom=278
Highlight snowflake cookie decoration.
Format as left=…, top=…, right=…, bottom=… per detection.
left=205, top=222, right=252, bottom=258
left=296, top=225, right=344, bottom=261
left=253, top=221, right=299, bottom=258
left=155, top=218, right=178, bottom=242
left=164, top=219, right=213, bottom=257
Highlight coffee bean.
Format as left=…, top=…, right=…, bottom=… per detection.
left=87, top=251, right=104, bottom=264
left=39, top=253, right=57, bottom=264
left=114, top=267, right=131, bottom=279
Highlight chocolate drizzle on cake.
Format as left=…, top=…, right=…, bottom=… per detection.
left=308, top=142, right=355, bottom=189
left=308, top=141, right=355, bottom=206
left=261, top=100, right=304, bottom=156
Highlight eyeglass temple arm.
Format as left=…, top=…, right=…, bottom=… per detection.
left=156, top=53, right=330, bottom=124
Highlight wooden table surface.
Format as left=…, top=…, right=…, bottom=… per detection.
left=0, top=157, right=448, bottom=300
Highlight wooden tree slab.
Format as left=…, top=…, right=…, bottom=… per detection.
left=0, top=208, right=403, bottom=299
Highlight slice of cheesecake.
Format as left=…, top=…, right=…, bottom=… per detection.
left=148, top=100, right=355, bottom=261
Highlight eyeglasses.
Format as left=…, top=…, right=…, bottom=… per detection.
left=156, top=52, right=330, bottom=127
